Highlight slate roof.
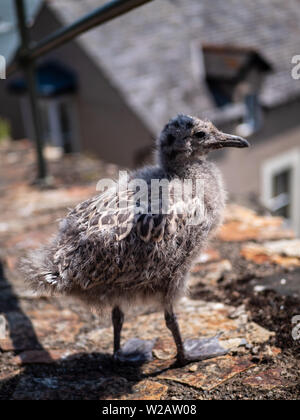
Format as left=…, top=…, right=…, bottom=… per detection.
left=0, top=139, right=299, bottom=399
left=45, top=0, right=300, bottom=134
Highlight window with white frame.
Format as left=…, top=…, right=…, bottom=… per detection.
left=261, top=149, right=300, bottom=236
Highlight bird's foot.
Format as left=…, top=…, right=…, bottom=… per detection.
left=177, top=336, right=228, bottom=366
left=114, top=338, right=156, bottom=364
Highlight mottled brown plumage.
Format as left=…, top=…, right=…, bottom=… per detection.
left=23, top=114, right=249, bottom=364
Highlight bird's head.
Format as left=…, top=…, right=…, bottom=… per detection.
left=158, top=114, right=250, bottom=170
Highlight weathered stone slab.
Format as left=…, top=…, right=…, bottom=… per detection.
left=106, top=380, right=168, bottom=400
left=243, top=368, right=293, bottom=390
left=0, top=305, right=83, bottom=352
left=158, top=355, right=255, bottom=391
left=84, top=298, right=275, bottom=358
left=241, top=241, right=300, bottom=268
left=219, top=205, right=294, bottom=242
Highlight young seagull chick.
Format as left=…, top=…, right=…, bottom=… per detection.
left=24, top=115, right=249, bottom=365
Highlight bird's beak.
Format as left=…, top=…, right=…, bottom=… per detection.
left=211, top=132, right=250, bottom=149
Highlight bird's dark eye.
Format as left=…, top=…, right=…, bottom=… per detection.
left=194, top=131, right=206, bottom=139
left=167, top=134, right=176, bottom=145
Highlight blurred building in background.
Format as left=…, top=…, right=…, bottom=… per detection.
left=0, top=0, right=300, bottom=235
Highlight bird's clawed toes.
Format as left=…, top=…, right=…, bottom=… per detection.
left=176, top=337, right=228, bottom=366
left=113, top=338, right=156, bottom=365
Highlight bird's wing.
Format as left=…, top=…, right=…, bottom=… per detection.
left=83, top=185, right=207, bottom=243
left=85, top=187, right=137, bottom=241
left=52, top=186, right=208, bottom=290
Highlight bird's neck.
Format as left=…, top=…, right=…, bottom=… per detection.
left=161, top=157, right=208, bottom=180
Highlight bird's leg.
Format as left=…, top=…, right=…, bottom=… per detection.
left=112, top=306, right=124, bottom=355
left=164, top=307, right=185, bottom=364
left=112, top=306, right=155, bottom=364
left=165, top=306, right=228, bottom=366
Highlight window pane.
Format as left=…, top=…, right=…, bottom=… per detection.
left=272, top=170, right=291, bottom=219
left=273, top=170, right=291, bottom=196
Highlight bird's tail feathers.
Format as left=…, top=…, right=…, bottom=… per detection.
left=21, top=243, right=61, bottom=296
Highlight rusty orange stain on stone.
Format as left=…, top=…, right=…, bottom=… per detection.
left=107, top=380, right=168, bottom=400
left=158, top=355, right=256, bottom=391
left=243, top=368, right=292, bottom=390
left=218, top=221, right=294, bottom=243
left=218, top=205, right=295, bottom=242
left=141, top=358, right=175, bottom=376
left=192, top=248, right=221, bottom=268
left=263, top=346, right=282, bottom=358
left=241, top=244, right=300, bottom=267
